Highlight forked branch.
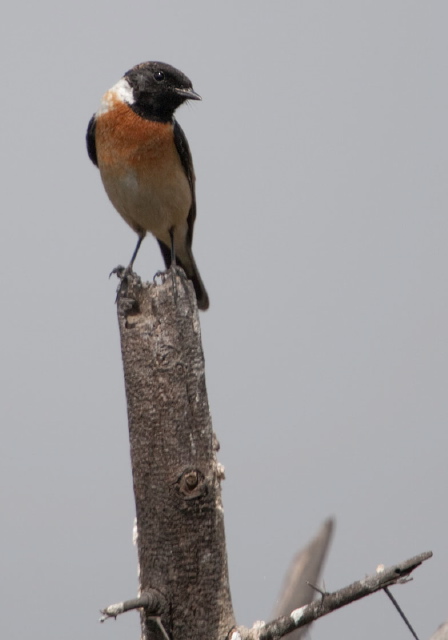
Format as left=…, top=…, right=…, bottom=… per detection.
left=231, top=551, right=432, bottom=640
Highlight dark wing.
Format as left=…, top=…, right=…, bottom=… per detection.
left=173, top=118, right=196, bottom=246
left=159, top=119, right=209, bottom=309
left=86, top=115, right=98, bottom=166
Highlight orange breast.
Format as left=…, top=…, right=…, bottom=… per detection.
left=95, top=102, right=176, bottom=172
left=93, top=101, right=191, bottom=243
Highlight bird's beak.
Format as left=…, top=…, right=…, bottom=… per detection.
left=175, top=87, right=202, bottom=101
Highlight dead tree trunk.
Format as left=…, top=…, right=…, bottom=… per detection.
left=109, top=268, right=431, bottom=640
left=116, top=270, right=235, bottom=640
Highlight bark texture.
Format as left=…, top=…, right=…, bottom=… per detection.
left=116, top=270, right=235, bottom=640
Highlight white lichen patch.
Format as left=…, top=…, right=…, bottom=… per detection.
left=189, top=432, right=197, bottom=456
left=291, top=605, right=307, bottom=624
left=106, top=602, right=125, bottom=616
left=216, top=461, right=226, bottom=479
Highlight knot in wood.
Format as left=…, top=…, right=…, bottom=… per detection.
left=185, top=471, right=199, bottom=489
left=177, top=469, right=207, bottom=500
left=121, top=297, right=141, bottom=326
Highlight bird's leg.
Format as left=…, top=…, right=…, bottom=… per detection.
left=110, top=232, right=145, bottom=286
left=169, top=228, right=178, bottom=303
left=128, top=233, right=145, bottom=271
left=169, top=228, right=177, bottom=267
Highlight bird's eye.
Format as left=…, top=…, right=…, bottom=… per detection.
left=154, top=71, right=165, bottom=82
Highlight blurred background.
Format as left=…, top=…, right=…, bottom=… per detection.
left=1, top=2, right=447, bottom=639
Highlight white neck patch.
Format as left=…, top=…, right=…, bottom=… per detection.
left=97, top=77, right=135, bottom=115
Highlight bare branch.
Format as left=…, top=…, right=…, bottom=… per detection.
left=232, top=551, right=432, bottom=640
left=100, top=590, right=164, bottom=622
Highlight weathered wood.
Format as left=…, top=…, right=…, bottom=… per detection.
left=233, top=551, right=432, bottom=640
left=116, top=269, right=235, bottom=640
left=100, top=590, right=163, bottom=623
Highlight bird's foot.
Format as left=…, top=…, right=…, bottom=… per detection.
left=109, top=264, right=133, bottom=280
left=153, top=268, right=178, bottom=304
left=153, top=269, right=169, bottom=285
left=153, top=266, right=187, bottom=306
left=110, top=265, right=140, bottom=304
left=171, top=265, right=187, bottom=280
left=153, top=265, right=186, bottom=284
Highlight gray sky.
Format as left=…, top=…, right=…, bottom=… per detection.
left=2, top=2, right=447, bottom=639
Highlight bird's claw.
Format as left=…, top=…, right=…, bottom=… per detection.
left=110, top=264, right=131, bottom=280
left=153, top=270, right=168, bottom=285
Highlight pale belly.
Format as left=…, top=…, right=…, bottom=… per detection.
left=100, top=157, right=192, bottom=247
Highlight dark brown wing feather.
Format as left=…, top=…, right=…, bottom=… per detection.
left=158, top=118, right=209, bottom=310
left=86, top=115, right=98, bottom=166
left=173, top=119, right=196, bottom=245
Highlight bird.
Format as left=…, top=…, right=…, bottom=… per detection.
left=86, top=61, right=209, bottom=310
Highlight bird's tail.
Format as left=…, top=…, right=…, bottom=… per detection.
left=158, top=240, right=209, bottom=311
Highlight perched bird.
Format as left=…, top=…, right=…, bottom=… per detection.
left=86, top=61, right=209, bottom=310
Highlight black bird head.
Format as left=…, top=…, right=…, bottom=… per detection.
left=124, top=61, right=201, bottom=122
